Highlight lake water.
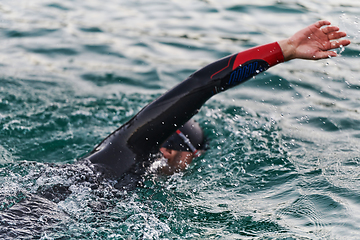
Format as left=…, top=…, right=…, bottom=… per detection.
left=1, top=0, right=360, bottom=239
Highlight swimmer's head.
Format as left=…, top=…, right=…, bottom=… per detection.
left=160, top=119, right=206, bottom=173
left=161, top=119, right=206, bottom=155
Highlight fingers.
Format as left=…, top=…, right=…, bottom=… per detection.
left=319, top=22, right=351, bottom=49
left=322, top=25, right=347, bottom=41
left=315, top=51, right=337, bottom=60
left=318, top=21, right=349, bottom=39
left=330, top=39, right=351, bottom=49
left=322, top=25, right=340, bottom=34
left=322, top=25, right=347, bottom=40
left=327, top=31, right=347, bottom=40
left=340, top=39, right=351, bottom=47
left=314, top=20, right=332, bottom=28
left=316, top=39, right=351, bottom=58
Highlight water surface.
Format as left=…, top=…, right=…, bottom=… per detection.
left=1, top=0, right=360, bottom=239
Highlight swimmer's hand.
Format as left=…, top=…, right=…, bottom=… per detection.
left=278, top=20, right=351, bottom=61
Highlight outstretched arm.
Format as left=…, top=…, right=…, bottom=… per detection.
left=278, top=20, right=351, bottom=61
left=87, top=20, right=350, bottom=178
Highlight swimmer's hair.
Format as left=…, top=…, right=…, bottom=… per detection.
left=161, top=119, right=207, bottom=152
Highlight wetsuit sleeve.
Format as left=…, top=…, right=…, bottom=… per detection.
left=126, top=42, right=284, bottom=149
left=86, top=42, right=284, bottom=177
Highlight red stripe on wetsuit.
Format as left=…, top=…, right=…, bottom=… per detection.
left=233, top=42, right=285, bottom=70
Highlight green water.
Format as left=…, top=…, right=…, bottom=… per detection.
left=1, top=0, right=360, bottom=239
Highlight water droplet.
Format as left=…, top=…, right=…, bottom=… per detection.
left=339, top=45, right=345, bottom=55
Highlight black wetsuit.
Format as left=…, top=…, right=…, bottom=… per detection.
left=86, top=42, right=285, bottom=179
left=0, top=43, right=285, bottom=238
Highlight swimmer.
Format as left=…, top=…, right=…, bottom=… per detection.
left=84, top=20, right=350, bottom=181
left=0, top=20, right=350, bottom=240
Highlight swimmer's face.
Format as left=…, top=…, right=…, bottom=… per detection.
left=159, top=147, right=194, bottom=173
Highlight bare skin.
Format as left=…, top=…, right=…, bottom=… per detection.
left=278, top=20, right=350, bottom=61
left=160, top=20, right=350, bottom=173
left=159, top=147, right=194, bottom=174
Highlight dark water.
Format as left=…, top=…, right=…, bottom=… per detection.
left=1, top=0, right=360, bottom=239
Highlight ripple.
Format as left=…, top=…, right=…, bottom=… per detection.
left=277, top=193, right=347, bottom=238
left=81, top=70, right=161, bottom=89
left=27, top=47, right=78, bottom=56
left=45, top=3, right=72, bottom=11
left=4, top=28, right=58, bottom=38
left=83, top=44, right=125, bottom=58
left=227, top=3, right=308, bottom=14
left=78, top=26, right=103, bottom=33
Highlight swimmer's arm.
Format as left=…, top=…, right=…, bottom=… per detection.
left=191, top=20, right=350, bottom=94
left=126, top=21, right=351, bottom=152
left=278, top=20, right=350, bottom=61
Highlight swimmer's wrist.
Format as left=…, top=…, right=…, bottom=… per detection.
left=277, top=39, right=296, bottom=62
